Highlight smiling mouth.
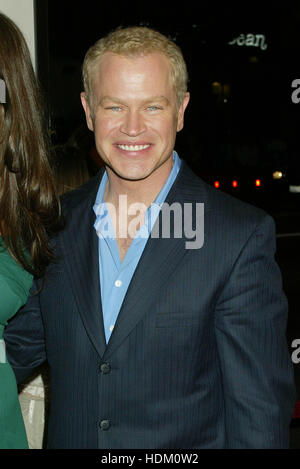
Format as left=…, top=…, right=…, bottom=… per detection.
left=117, top=144, right=151, bottom=151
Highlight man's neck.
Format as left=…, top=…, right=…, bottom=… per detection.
left=101, top=157, right=175, bottom=261
left=104, top=163, right=173, bottom=209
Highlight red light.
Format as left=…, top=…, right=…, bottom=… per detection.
left=232, top=180, right=238, bottom=188
left=214, top=181, right=220, bottom=189
left=255, top=179, right=261, bottom=187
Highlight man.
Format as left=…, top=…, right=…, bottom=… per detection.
left=5, top=26, right=295, bottom=448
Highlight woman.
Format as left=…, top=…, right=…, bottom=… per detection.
left=18, top=137, right=92, bottom=449
left=0, top=13, right=61, bottom=448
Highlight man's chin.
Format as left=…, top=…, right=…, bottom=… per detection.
left=107, top=165, right=153, bottom=182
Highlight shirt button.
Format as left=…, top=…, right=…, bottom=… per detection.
left=115, top=280, right=122, bottom=287
left=100, top=363, right=111, bottom=374
left=100, top=419, right=110, bottom=431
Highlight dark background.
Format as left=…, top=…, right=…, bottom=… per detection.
left=42, top=3, right=300, bottom=181
left=35, top=0, right=300, bottom=446
left=34, top=2, right=300, bottom=210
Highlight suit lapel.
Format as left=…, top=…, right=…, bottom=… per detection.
left=102, top=162, right=208, bottom=360
left=60, top=173, right=107, bottom=359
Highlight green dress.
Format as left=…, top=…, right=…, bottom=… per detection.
left=0, top=239, right=33, bottom=449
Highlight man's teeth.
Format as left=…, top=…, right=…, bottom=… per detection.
left=118, top=144, right=150, bottom=151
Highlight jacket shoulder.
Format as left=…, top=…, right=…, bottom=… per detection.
left=177, top=162, right=271, bottom=229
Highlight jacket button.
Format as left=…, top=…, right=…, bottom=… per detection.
left=100, top=419, right=110, bottom=431
left=100, top=363, right=111, bottom=374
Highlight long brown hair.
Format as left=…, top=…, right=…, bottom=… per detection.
left=0, top=13, right=61, bottom=278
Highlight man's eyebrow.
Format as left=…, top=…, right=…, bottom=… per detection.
left=98, top=95, right=170, bottom=106
left=142, top=96, right=170, bottom=105
left=98, top=96, right=126, bottom=106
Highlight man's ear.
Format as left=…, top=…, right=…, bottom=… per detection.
left=177, top=92, right=190, bottom=132
left=80, top=92, right=94, bottom=132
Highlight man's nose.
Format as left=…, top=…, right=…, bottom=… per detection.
left=120, top=110, right=146, bottom=136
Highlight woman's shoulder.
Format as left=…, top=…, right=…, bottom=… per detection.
left=0, top=241, right=33, bottom=304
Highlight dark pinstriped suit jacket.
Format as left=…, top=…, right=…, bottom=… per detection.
left=5, top=162, right=296, bottom=448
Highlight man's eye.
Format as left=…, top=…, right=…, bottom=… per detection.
left=147, top=106, right=162, bottom=111
left=106, top=106, right=122, bottom=112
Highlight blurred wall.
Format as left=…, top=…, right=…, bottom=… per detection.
left=0, top=0, right=36, bottom=70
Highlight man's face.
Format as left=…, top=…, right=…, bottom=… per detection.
left=81, top=52, right=189, bottom=183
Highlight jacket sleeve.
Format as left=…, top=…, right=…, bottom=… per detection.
left=215, top=214, right=296, bottom=448
left=4, top=280, right=46, bottom=384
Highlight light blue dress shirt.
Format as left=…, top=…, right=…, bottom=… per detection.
left=93, top=151, right=181, bottom=343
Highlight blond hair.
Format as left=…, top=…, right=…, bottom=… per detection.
left=82, top=26, right=188, bottom=108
